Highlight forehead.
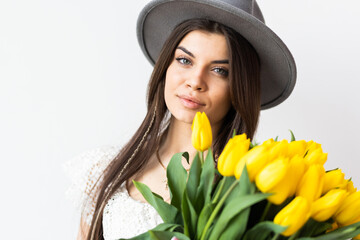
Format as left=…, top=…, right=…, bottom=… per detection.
left=177, top=30, right=229, bottom=59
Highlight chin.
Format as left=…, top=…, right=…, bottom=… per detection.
left=170, top=109, right=198, bottom=124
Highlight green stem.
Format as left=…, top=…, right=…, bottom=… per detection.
left=199, top=150, right=204, bottom=164
left=288, top=229, right=300, bottom=240
left=200, top=180, right=239, bottom=240
left=271, top=233, right=280, bottom=240
left=212, top=177, right=226, bottom=204
left=260, top=201, right=272, bottom=222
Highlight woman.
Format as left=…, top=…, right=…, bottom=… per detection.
left=72, top=0, right=296, bottom=239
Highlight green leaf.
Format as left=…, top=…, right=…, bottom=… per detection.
left=133, top=181, right=178, bottom=223
left=224, top=167, right=255, bottom=205
left=219, top=208, right=250, bottom=240
left=208, top=193, right=270, bottom=240
left=148, top=231, right=190, bottom=240
left=212, top=176, right=235, bottom=204
left=232, top=129, right=236, bottom=138
left=238, top=165, right=256, bottom=195
left=197, top=202, right=216, bottom=239
left=274, top=136, right=279, bottom=142
left=242, top=221, right=287, bottom=240
left=196, top=149, right=215, bottom=207
left=186, top=153, right=201, bottom=204
left=299, top=218, right=333, bottom=237
left=250, top=141, right=259, bottom=149
left=289, top=130, right=296, bottom=142
left=297, top=221, right=360, bottom=240
left=120, top=223, right=183, bottom=240
left=181, top=190, right=198, bottom=238
left=167, top=152, right=189, bottom=210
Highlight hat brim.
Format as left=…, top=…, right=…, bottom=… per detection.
left=137, top=0, right=296, bottom=110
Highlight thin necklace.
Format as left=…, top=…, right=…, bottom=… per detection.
left=156, top=147, right=190, bottom=190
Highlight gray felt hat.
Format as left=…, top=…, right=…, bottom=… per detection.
left=137, top=0, right=297, bottom=110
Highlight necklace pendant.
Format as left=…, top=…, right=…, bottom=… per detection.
left=163, top=179, right=168, bottom=190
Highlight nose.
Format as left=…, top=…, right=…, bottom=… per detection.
left=185, top=68, right=207, bottom=91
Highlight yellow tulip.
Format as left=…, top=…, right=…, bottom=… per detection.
left=334, top=191, right=360, bottom=226
left=255, top=157, right=293, bottom=204
left=304, top=147, right=328, bottom=167
left=268, top=140, right=289, bottom=160
left=217, top=134, right=250, bottom=177
left=347, top=180, right=357, bottom=193
left=262, top=138, right=275, bottom=147
left=274, top=196, right=311, bottom=236
left=306, top=140, right=322, bottom=153
left=322, top=169, right=347, bottom=194
left=288, top=140, right=307, bottom=158
left=191, top=112, right=212, bottom=151
left=296, top=164, right=325, bottom=202
left=287, top=155, right=306, bottom=196
left=234, top=145, right=270, bottom=181
left=311, top=189, right=347, bottom=222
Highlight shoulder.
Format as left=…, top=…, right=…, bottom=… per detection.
left=65, top=145, right=122, bottom=182
left=64, top=145, right=122, bottom=211
left=67, top=145, right=121, bottom=169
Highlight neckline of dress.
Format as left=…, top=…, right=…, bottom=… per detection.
left=119, top=181, right=154, bottom=207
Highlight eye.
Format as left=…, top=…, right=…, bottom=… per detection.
left=213, top=67, right=229, bottom=77
left=176, top=57, right=192, bottom=65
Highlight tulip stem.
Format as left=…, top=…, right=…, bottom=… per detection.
left=288, top=229, right=300, bottom=240
left=198, top=151, right=204, bottom=164
left=212, top=177, right=226, bottom=204
left=200, top=180, right=239, bottom=240
left=260, top=201, right=272, bottom=222
left=271, top=233, right=280, bottom=240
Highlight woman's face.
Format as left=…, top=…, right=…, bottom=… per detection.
left=164, top=30, right=232, bottom=128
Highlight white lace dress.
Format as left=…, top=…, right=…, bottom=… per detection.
left=64, top=146, right=163, bottom=240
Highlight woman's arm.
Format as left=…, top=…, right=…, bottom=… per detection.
left=77, top=217, right=90, bottom=240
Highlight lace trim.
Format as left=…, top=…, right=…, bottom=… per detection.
left=64, top=145, right=121, bottom=225
left=102, top=183, right=163, bottom=239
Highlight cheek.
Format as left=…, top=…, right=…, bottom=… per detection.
left=164, top=65, right=179, bottom=107
left=208, top=83, right=232, bottom=121
left=213, top=82, right=231, bottom=106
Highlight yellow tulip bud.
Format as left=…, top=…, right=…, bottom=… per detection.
left=311, top=189, right=347, bottom=222
left=296, top=164, right=325, bottom=202
left=347, top=180, right=357, bottom=193
left=322, top=169, right=347, bottom=194
left=268, top=140, right=289, bottom=161
left=234, top=145, right=270, bottom=181
left=263, top=138, right=275, bottom=146
left=255, top=157, right=292, bottom=204
left=306, top=140, right=321, bottom=153
left=304, top=148, right=327, bottom=167
left=288, top=155, right=306, bottom=196
left=217, top=134, right=250, bottom=177
left=274, top=196, right=311, bottom=236
left=288, top=140, right=307, bottom=158
left=334, top=191, right=360, bottom=226
left=191, top=112, right=212, bottom=151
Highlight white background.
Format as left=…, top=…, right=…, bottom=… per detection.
left=0, top=0, right=359, bottom=239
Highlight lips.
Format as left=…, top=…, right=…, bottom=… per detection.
left=178, top=94, right=205, bottom=109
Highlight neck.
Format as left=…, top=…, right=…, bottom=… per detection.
left=159, top=115, right=221, bottom=166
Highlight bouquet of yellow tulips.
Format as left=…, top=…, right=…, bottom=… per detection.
left=123, top=112, right=360, bottom=240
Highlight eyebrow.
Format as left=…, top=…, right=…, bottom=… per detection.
left=176, top=46, right=229, bottom=64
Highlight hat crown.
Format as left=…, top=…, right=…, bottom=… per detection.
left=222, top=0, right=264, bottom=22
left=137, top=0, right=296, bottom=109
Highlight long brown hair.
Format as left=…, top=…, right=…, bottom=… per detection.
left=84, top=19, right=261, bottom=240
